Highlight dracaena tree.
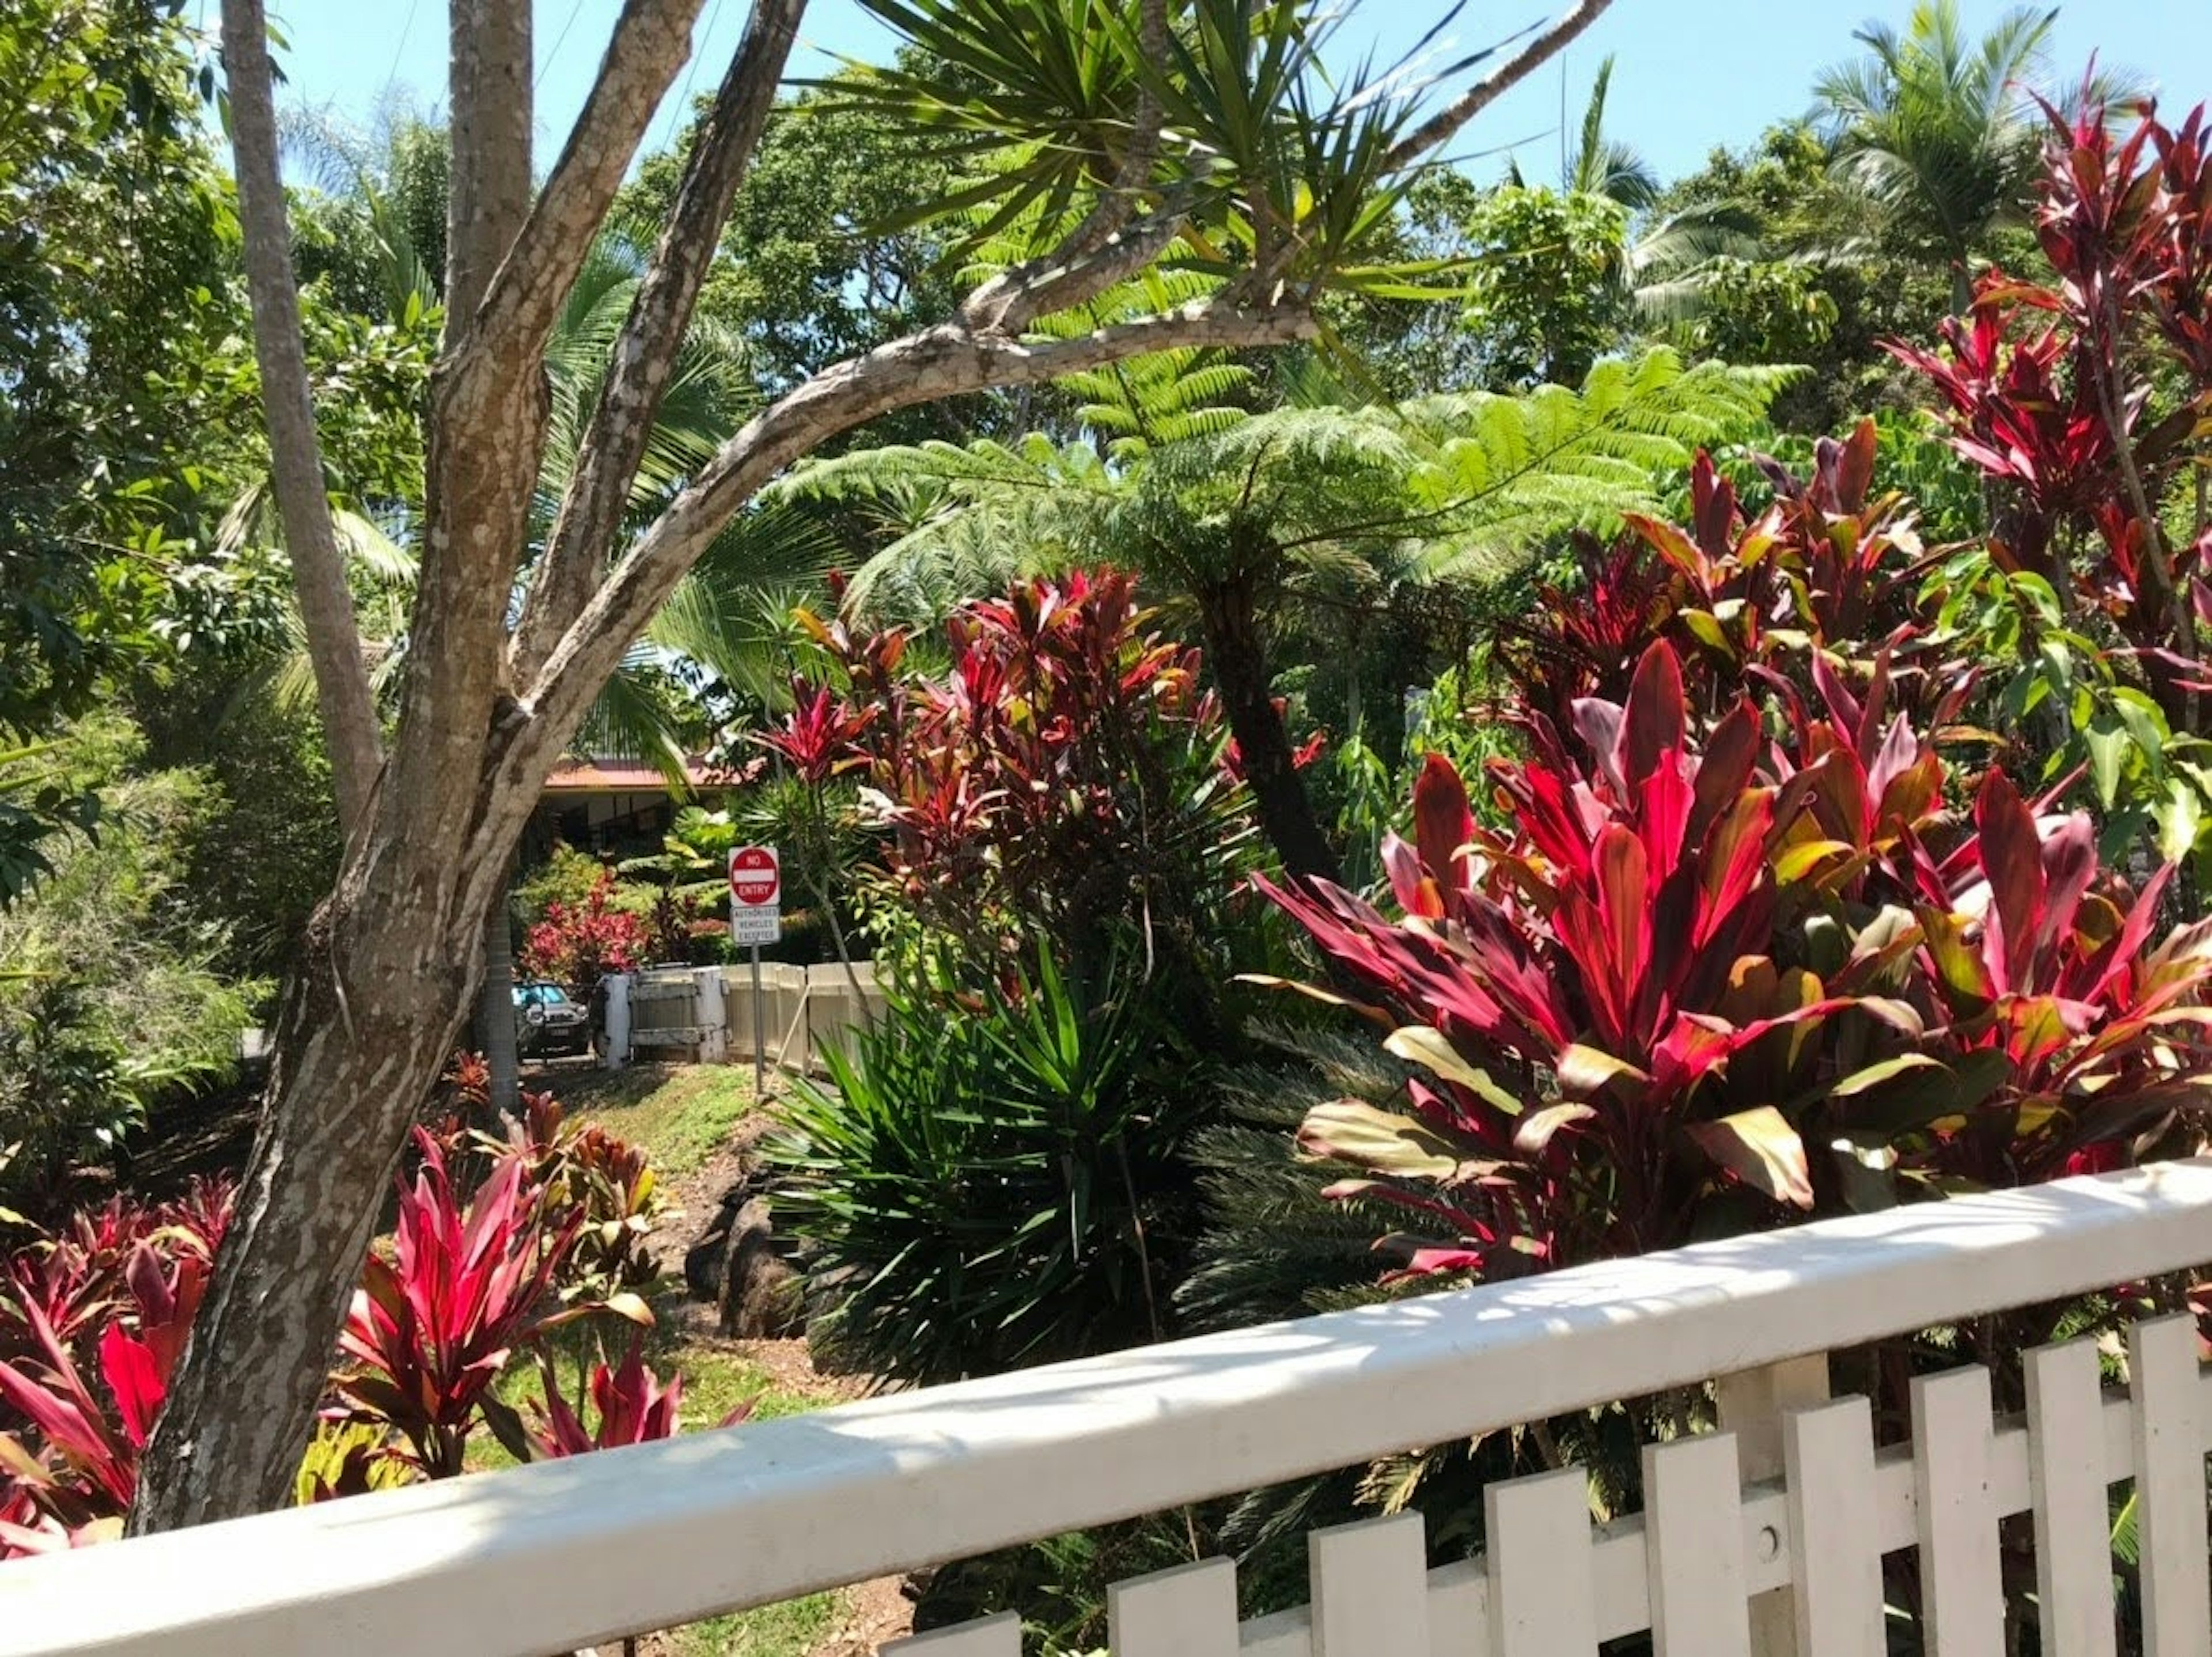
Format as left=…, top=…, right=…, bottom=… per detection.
left=144, top=0, right=1616, bottom=1529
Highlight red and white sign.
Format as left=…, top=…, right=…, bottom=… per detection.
left=729, top=845, right=781, bottom=906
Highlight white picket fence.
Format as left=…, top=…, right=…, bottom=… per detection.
left=3, top=1161, right=2210, bottom=1656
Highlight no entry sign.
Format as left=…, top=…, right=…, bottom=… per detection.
left=729, top=844, right=781, bottom=906
left=729, top=845, right=782, bottom=946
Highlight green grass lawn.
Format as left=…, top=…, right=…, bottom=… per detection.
left=547, top=1061, right=762, bottom=1176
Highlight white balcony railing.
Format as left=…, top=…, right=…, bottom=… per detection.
left=4, top=1161, right=2211, bottom=1656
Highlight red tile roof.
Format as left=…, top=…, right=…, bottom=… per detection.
left=541, top=758, right=729, bottom=793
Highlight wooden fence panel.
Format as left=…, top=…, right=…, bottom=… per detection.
left=1643, top=1432, right=1749, bottom=1657
left=2130, top=1314, right=2210, bottom=1657
left=1308, top=1515, right=1427, bottom=1656
left=1107, top=1558, right=1240, bottom=1656
left=2024, top=1338, right=2116, bottom=1657
left=1486, top=1468, right=1598, bottom=1656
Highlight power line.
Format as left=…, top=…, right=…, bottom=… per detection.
left=671, top=0, right=730, bottom=122
left=536, top=0, right=590, bottom=92
left=384, top=0, right=422, bottom=93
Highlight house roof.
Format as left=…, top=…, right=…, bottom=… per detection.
left=541, top=757, right=730, bottom=794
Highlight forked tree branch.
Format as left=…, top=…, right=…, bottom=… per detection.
left=517, top=0, right=1618, bottom=795
left=218, top=0, right=382, bottom=835
left=509, top=0, right=808, bottom=682
left=1384, top=0, right=1616, bottom=172
left=507, top=298, right=1320, bottom=813
left=472, top=0, right=714, bottom=361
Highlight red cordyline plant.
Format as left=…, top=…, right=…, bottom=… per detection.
left=1911, top=770, right=2212, bottom=1187
left=1265, top=634, right=2212, bottom=1286
left=805, top=570, right=1253, bottom=985
left=1889, top=94, right=2212, bottom=731
left=329, top=1130, right=640, bottom=1478
left=1262, top=643, right=1931, bottom=1272
left=520, top=866, right=649, bottom=986
left=1499, top=430, right=1935, bottom=735
left=504, top=1337, right=752, bottom=1462
left=0, top=1238, right=212, bottom=1555
left=756, top=676, right=877, bottom=786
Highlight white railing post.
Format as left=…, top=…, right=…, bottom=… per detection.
left=600, top=972, right=630, bottom=1068
left=1717, top=1352, right=1830, bottom=1657
left=692, top=966, right=728, bottom=1064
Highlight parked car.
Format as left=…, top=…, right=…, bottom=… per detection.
left=514, top=979, right=592, bottom=1060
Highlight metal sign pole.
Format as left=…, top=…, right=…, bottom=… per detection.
left=749, top=942, right=766, bottom=1095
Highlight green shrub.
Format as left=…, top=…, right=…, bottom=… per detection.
left=0, top=718, right=258, bottom=1207
left=767, top=947, right=1213, bottom=1385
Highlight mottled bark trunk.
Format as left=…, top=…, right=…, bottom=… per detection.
left=1195, top=577, right=1340, bottom=887
left=219, top=0, right=381, bottom=831
left=128, top=821, right=502, bottom=1526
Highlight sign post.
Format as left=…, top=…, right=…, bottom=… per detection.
left=728, top=845, right=782, bottom=1094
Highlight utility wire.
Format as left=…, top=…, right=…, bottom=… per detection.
left=383, top=0, right=422, bottom=93
left=536, top=0, right=590, bottom=92
left=671, top=0, right=730, bottom=122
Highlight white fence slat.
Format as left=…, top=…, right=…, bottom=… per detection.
left=2022, top=1339, right=2115, bottom=1657
left=1589, top=1518, right=1653, bottom=1637
left=1423, top=1558, right=1492, bottom=1657
left=1782, top=1397, right=1885, bottom=1657
left=1485, top=1466, right=1597, bottom=1657
left=2128, top=1314, right=2210, bottom=1657
left=884, top=1612, right=1022, bottom=1655
left=1641, top=1433, right=1749, bottom=1657
left=1309, top=1514, right=1428, bottom=1656
left=1109, top=1558, right=1240, bottom=1657
left=1913, top=1366, right=2003, bottom=1657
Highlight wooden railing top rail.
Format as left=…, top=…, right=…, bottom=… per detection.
left=6, top=1159, right=2210, bottom=1657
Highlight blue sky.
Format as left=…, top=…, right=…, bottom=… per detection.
left=263, top=1, right=2212, bottom=185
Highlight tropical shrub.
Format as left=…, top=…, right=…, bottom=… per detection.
left=327, top=1129, right=641, bottom=1478
left=0, top=718, right=260, bottom=1210
left=1889, top=96, right=2212, bottom=873
left=518, top=865, right=650, bottom=987
left=770, top=948, right=1214, bottom=1385
left=0, top=1178, right=230, bottom=1554
left=467, top=1086, right=669, bottom=1300
left=1264, top=599, right=2212, bottom=1285
left=791, top=571, right=1260, bottom=1007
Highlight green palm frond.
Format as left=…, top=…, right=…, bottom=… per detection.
left=573, top=649, right=699, bottom=789
left=1565, top=56, right=1659, bottom=212
left=1812, top=1, right=2065, bottom=276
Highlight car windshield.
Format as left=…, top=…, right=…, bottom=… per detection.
left=514, top=983, right=569, bottom=1007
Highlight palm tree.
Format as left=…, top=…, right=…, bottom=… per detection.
left=1812, top=1, right=2060, bottom=309
left=1562, top=56, right=1660, bottom=213
left=1502, top=56, right=1760, bottom=355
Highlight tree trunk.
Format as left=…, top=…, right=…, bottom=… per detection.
left=1194, top=576, right=1341, bottom=887
left=128, top=825, right=502, bottom=1527
left=475, top=884, right=520, bottom=1118
left=220, top=0, right=381, bottom=832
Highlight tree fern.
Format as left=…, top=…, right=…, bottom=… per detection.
left=779, top=347, right=1793, bottom=619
